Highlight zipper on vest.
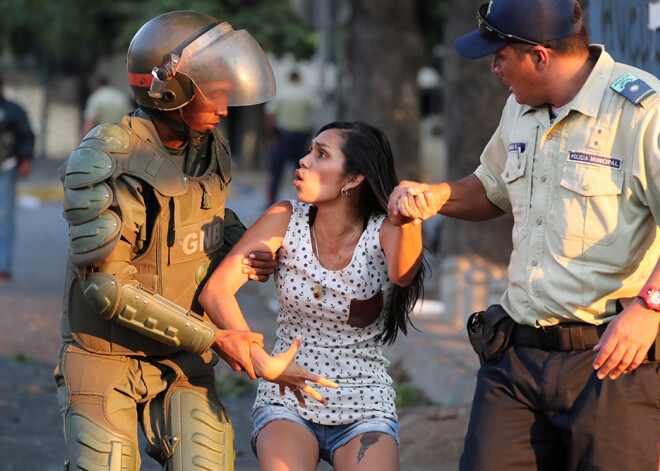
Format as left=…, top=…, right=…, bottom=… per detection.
left=200, top=181, right=212, bottom=209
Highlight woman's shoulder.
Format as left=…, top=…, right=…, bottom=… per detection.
left=282, top=200, right=314, bottom=222
left=367, top=212, right=388, bottom=234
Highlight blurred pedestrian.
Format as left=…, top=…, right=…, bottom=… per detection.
left=81, top=76, right=132, bottom=136
left=265, top=70, right=316, bottom=206
left=0, top=77, right=34, bottom=282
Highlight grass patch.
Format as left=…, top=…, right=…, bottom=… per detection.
left=11, top=352, right=36, bottom=363
left=389, top=359, right=434, bottom=408
left=215, top=372, right=258, bottom=399
left=394, top=382, right=434, bottom=409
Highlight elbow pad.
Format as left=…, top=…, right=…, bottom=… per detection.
left=80, top=273, right=217, bottom=355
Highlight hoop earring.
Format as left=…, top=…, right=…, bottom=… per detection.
left=341, top=186, right=348, bottom=197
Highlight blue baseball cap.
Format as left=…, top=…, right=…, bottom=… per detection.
left=455, top=0, right=582, bottom=59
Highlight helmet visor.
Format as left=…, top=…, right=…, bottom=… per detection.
left=176, top=25, right=276, bottom=107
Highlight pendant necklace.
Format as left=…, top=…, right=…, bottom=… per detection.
left=311, top=220, right=361, bottom=299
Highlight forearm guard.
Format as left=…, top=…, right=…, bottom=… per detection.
left=80, top=272, right=217, bottom=355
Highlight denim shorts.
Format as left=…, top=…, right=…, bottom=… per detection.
left=250, top=402, right=400, bottom=465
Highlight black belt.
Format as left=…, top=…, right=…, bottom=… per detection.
left=512, top=323, right=608, bottom=351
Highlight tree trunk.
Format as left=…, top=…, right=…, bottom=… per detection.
left=344, top=0, right=425, bottom=181
left=440, top=0, right=513, bottom=264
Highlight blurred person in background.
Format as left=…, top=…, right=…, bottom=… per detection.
left=54, top=11, right=330, bottom=470
left=0, top=76, right=34, bottom=282
left=81, top=76, right=133, bottom=137
left=265, top=70, right=316, bottom=207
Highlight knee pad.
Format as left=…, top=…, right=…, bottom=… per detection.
left=66, top=412, right=139, bottom=471
left=165, top=389, right=235, bottom=471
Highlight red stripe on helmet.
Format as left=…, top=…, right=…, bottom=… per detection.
left=127, top=73, right=153, bottom=87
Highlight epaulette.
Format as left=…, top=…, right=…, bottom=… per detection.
left=610, top=73, right=657, bottom=106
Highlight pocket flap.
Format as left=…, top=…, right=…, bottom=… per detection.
left=560, top=166, right=623, bottom=197
left=501, top=150, right=527, bottom=183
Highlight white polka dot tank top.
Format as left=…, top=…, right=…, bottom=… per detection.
left=253, top=200, right=397, bottom=425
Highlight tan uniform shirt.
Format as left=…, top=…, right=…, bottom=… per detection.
left=475, top=46, right=660, bottom=327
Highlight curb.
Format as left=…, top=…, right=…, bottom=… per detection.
left=18, top=181, right=63, bottom=203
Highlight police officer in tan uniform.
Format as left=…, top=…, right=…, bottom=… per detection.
left=54, top=11, right=331, bottom=471
left=388, top=1, right=660, bottom=470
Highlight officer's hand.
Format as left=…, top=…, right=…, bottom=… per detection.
left=592, top=299, right=660, bottom=380
left=387, top=181, right=436, bottom=226
left=251, top=335, right=338, bottom=407
left=242, top=251, right=277, bottom=282
left=212, top=329, right=264, bottom=380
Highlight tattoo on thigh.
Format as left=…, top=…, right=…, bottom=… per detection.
left=356, top=432, right=382, bottom=463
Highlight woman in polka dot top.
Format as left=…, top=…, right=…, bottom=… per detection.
left=200, top=121, right=426, bottom=470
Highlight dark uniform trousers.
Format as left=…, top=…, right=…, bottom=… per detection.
left=460, top=344, right=660, bottom=471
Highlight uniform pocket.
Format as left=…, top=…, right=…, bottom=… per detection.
left=554, top=163, right=624, bottom=246
left=348, top=290, right=384, bottom=328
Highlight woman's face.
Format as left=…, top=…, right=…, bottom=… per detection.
left=293, top=128, right=348, bottom=204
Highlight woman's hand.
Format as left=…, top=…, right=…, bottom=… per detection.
left=251, top=335, right=338, bottom=407
left=212, top=329, right=264, bottom=380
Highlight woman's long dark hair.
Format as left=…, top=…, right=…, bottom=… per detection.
left=316, top=121, right=426, bottom=344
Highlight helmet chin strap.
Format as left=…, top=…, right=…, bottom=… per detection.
left=178, top=108, right=207, bottom=139
left=142, top=107, right=208, bottom=139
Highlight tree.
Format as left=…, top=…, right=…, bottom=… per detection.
left=343, top=0, right=426, bottom=181
left=438, top=0, right=513, bottom=264
left=0, top=0, right=315, bottom=157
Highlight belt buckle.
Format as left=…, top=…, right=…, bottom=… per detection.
left=540, top=325, right=560, bottom=349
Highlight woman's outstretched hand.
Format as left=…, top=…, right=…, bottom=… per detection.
left=251, top=335, right=338, bottom=407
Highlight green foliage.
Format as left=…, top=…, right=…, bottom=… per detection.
left=394, top=381, right=434, bottom=409
left=215, top=371, right=257, bottom=399
left=0, top=0, right=314, bottom=72
left=11, top=352, right=36, bottom=363
left=230, top=2, right=315, bottom=59
left=417, top=0, right=451, bottom=51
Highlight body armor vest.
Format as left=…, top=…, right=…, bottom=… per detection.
left=62, top=119, right=231, bottom=356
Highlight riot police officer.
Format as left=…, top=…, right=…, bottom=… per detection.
left=54, top=11, right=308, bottom=470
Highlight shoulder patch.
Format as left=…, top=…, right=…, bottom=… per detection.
left=610, top=73, right=656, bottom=106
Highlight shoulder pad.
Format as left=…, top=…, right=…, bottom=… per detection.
left=610, top=73, right=657, bottom=106
left=63, top=182, right=113, bottom=225
left=80, top=123, right=131, bottom=151
left=69, top=209, right=122, bottom=267
left=63, top=147, right=115, bottom=189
